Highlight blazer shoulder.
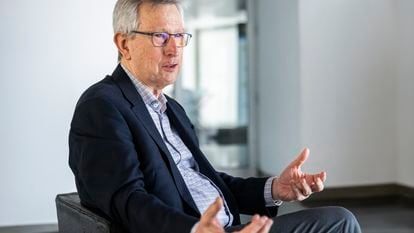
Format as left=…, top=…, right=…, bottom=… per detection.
left=76, top=75, right=124, bottom=107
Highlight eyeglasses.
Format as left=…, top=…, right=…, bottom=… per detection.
left=130, top=31, right=192, bottom=47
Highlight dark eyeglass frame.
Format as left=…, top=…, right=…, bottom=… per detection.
left=130, top=30, right=192, bottom=47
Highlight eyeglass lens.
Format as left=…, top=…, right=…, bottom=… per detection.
left=153, top=33, right=189, bottom=47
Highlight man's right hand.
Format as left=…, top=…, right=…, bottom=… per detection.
left=196, top=198, right=273, bottom=233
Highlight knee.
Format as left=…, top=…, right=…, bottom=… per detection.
left=324, top=206, right=356, bottom=221
left=320, top=206, right=361, bottom=232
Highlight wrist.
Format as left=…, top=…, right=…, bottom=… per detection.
left=270, top=177, right=283, bottom=206
left=271, top=176, right=280, bottom=200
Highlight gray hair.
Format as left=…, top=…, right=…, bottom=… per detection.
left=113, top=0, right=184, bottom=61
left=113, top=0, right=184, bottom=34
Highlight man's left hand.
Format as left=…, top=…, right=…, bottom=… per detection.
left=272, top=148, right=326, bottom=202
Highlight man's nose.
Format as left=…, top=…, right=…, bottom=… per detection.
left=163, top=37, right=179, bottom=56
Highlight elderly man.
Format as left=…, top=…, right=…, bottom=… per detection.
left=69, top=0, right=361, bottom=232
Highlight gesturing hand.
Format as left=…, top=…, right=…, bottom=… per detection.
left=196, top=198, right=225, bottom=233
left=196, top=198, right=273, bottom=233
left=272, top=148, right=326, bottom=202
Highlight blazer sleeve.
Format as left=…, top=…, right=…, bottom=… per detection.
left=69, top=97, right=198, bottom=233
left=217, top=172, right=279, bottom=217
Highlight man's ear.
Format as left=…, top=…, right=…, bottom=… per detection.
left=114, top=32, right=131, bottom=60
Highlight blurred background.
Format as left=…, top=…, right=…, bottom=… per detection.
left=0, top=0, right=413, bottom=232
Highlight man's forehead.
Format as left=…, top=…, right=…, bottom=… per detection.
left=138, top=3, right=184, bottom=30
left=138, top=2, right=182, bottom=19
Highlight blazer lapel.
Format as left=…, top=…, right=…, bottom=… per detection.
left=111, top=65, right=170, bottom=157
left=166, top=101, right=240, bottom=219
left=110, top=64, right=199, bottom=215
left=166, top=101, right=215, bottom=177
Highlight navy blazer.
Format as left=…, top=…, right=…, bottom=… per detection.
left=69, top=64, right=278, bottom=233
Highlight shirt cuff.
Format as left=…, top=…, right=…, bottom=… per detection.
left=264, top=176, right=283, bottom=207
left=190, top=222, right=199, bottom=233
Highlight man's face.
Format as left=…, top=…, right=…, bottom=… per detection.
left=126, top=3, right=184, bottom=91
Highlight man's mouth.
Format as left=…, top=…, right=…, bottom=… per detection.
left=164, top=64, right=177, bottom=68
left=162, top=63, right=178, bottom=71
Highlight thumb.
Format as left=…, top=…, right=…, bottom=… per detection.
left=319, top=171, right=327, bottom=182
left=201, top=197, right=223, bottom=223
left=290, top=148, right=309, bottom=168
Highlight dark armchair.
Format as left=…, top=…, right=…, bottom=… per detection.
left=55, top=193, right=125, bottom=233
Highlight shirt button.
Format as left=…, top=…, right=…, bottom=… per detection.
left=151, top=101, right=159, bottom=108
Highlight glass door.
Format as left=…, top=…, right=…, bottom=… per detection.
left=171, top=0, right=253, bottom=176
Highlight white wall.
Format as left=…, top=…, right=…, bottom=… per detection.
left=0, top=0, right=116, bottom=226
left=255, top=0, right=302, bottom=175
left=299, top=0, right=398, bottom=186
left=256, top=0, right=414, bottom=187
left=396, top=0, right=414, bottom=187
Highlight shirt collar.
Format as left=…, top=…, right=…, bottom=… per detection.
left=121, top=64, right=167, bottom=113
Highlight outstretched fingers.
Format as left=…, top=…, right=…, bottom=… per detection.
left=236, top=215, right=273, bottom=233
left=305, top=171, right=326, bottom=192
left=290, top=181, right=308, bottom=201
left=311, top=172, right=326, bottom=192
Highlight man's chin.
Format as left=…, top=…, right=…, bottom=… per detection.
left=157, top=75, right=178, bottom=90
left=163, top=73, right=178, bottom=83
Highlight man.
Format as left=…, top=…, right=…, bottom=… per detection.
left=69, top=0, right=361, bottom=232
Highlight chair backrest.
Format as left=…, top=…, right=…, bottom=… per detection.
left=55, top=192, right=112, bottom=233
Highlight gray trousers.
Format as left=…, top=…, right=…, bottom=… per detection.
left=226, top=207, right=361, bottom=233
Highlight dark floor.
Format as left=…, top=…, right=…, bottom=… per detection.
left=0, top=224, right=57, bottom=233
left=348, top=203, right=414, bottom=233
left=279, top=201, right=414, bottom=233
left=1, top=201, right=413, bottom=233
